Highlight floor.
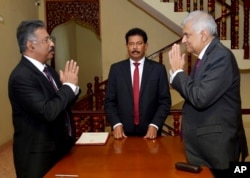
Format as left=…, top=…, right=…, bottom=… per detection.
left=0, top=141, right=16, bottom=178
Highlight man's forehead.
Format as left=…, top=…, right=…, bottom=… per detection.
left=128, top=35, right=143, bottom=41
left=35, top=28, right=49, bottom=36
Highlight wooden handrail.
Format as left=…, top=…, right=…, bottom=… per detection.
left=147, top=38, right=182, bottom=59
left=241, top=109, right=250, bottom=114
left=71, top=0, right=250, bottom=138
left=72, top=108, right=250, bottom=138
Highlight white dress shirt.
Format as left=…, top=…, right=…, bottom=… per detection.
left=113, top=57, right=158, bottom=130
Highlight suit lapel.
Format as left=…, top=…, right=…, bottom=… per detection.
left=121, top=60, right=133, bottom=97
left=21, top=57, right=59, bottom=92
left=191, top=38, right=219, bottom=78
left=140, top=59, right=152, bottom=96
left=120, top=59, right=152, bottom=98
left=44, top=64, right=62, bottom=89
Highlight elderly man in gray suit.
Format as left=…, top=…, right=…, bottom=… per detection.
left=168, top=10, right=248, bottom=178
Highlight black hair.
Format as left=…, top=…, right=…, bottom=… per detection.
left=125, top=27, right=148, bottom=44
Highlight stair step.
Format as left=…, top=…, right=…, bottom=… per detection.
left=130, top=0, right=250, bottom=69
left=130, top=0, right=187, bottom=35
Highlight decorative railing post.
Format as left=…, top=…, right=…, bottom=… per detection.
left=221, top=0, right=227, bottom=40
left=243, top=0, right=250, bottom=59
left=200, top=0, right=204, bottom=10
left=187, top=0, right=191, bottom=12
left=208, top=0, right=215, bottom=18
left=231, top=0, right=239, bottom=49
left=193, top=0, right=198, bottom=10
left=172, top=112, right=181, bottom=136
left=174, top=0, right=178, bottom=12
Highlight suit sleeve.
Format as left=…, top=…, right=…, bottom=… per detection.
left=172, top=52, right=235, bottom=109
left=150, top=64, right=172, bottom=127
left=10, top=72, right=77, bottom=122
left=104, top=64, right=121, bottom=127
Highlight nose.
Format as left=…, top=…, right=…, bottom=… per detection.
left=181, top=36, right=186, bottom=43
left=49, top=40, right=55, bottom=46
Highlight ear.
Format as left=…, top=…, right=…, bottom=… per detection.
left=201, top=30, right=209, bottom=42
left=27, top=40, right=35, bottom=51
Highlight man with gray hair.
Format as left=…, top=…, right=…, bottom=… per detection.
left=168, top=10, right=248, bottom=177
left=9, top=20, right=80, bottom=178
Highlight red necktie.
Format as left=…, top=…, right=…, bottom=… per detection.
left=43, top=67, right=72, bottom=136
left=133, top=63, right=140, bottom=125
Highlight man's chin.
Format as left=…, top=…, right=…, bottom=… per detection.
left=47, top=53, right=54, bottom=60
left=131, top=55, right=143, bottom=61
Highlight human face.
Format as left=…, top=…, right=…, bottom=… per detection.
left=126, top=35, right=148, bottom=61
left=181, top=21, right=204, bottom=56
left=31, top=28, right=55, bottom=63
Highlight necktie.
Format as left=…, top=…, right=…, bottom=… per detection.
left=43, top=67, right=58, bottom=91
left=43, top=67, right=72, bottom=136
left=194, top=58, right=201, bottom=74
left=133, top=63, right=140, bottom=125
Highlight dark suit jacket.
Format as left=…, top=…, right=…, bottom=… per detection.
left=104, top=58, right=171, bottom=136
left=8, top=56, right=79, bottom=178
left=172, top=38, right=248, bottom=169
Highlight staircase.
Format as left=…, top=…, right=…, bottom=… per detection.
left=71, top=0, right=250, bottom=139
left=129, top=0, right=250, bottom=69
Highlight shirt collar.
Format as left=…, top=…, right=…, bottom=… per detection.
left=198, top=42, right=211, bottom=60
left=23, top=55, right=46, bottom=72
left=129, top=57, right=145, bottom=66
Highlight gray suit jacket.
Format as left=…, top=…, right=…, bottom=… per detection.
left=104, top=58, right=171, bottom=136
left=172, top=37, right=248, bottom=169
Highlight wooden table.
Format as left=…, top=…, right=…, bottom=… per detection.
left=44, top=136, right=213, bottom=178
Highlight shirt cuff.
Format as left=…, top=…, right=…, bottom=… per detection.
left=114, top=123, right=158, bottom=130
left=63, top=82, right=80, bottom=95
left=149, top=123, right=159, bottom=130
left=169, top=69, right=184, bottom=83
left=113, top=123, right=122, bottom=129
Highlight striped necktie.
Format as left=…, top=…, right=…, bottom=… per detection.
left=43, top=67, right=72, bottom=136
left=43, top=67, right=58, bottom=91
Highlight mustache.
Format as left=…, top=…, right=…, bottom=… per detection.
left=49, top=46, right=55, bottom=52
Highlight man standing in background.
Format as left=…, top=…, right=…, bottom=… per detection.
left=105, top=27, right=171, bottom=139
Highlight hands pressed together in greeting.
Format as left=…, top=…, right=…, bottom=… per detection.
left=59, top=60, right=79, bottom=85
left=168, top=43, right=186, bottom=72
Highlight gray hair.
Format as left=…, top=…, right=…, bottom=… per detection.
left=16, top=20, right=46, bottom=53
left=182, top=10, right=217, bottom=36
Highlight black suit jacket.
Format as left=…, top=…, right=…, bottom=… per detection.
left=8, top=56, right=79, bottom=178
left=104, top=58, right=171, bottom=136
left=172, top=38, right=248, bottom=169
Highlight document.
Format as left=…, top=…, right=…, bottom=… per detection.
left=75, top=132, right=109, bottom=145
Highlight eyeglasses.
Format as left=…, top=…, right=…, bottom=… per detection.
left=32, top=36, right=55, bottom=44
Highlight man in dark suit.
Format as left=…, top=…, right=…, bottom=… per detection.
left=168, top=11, right=248, bottom=177
left=8, top=20, right=80, bottom=178
left=104, top=28, right=171, bottom=139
